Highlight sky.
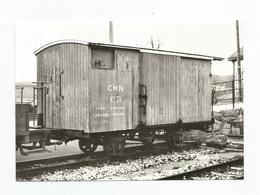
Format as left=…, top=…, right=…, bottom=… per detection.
left=15, top=20, right=243, bottom=82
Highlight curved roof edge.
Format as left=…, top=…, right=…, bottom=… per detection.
left=34, top=39, right=90, bottom=55
left=34, top=39, right=223, bottom=61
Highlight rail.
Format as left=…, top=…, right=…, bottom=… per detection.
left=157, top=157, right=243, bottom=180
left=16, top=142, right=170, bottom=179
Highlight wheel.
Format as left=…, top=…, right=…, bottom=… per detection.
left=165, top=134, right=175, bottom=149
left=103, top=137, right=113, bottom=156
left=141, top=137, right=155, bottom=145
left=103, top=136, right=126, bottom=156
left=17, top=144, right=28, bottom=156
left=78, top=138, right=98, bottom=154
left=165, top=131, right=176, bottom=149
left=128, top=131, right=138, bottom=139
left=165, top=130, right=183, bottom=149
left=139, top=131, right=155, bottom=145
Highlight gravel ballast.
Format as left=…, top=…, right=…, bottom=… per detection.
left=17, top=147, right=243, bottom=181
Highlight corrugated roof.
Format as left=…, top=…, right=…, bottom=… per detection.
left=34, top=39, right=223, bottom=61
left=228, top=47, right=243, bottom=61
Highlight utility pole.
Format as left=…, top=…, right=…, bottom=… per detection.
left=236, top=20, right=242, bottom=101
left=109, top=21, right=114, bottom=44
left=148, top=36, right=162, bottom=49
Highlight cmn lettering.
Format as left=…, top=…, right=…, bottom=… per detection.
left=107, top=85, right=124, bottom=92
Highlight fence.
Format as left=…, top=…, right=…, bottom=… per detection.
left=211, top=79, right=243, bottom=107
left=15, top=84, right=37, bottom=104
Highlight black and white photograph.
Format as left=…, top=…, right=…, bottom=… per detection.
left=15, top=20, right=244, bottom=182
left=1, top=0, right=260, bottom=194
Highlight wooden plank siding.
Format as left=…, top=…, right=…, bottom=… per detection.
left=141, top=53, right=212, bottom=126
left=37, top=43, right=89, bottom=132
left=141, top=53, right=178, bottom=126
left=36, top=41, right=213, bottom=134
left=59, top=43, right=89, bottom=131
left=179, top=58, right=211, bottom=123
left=88, top=48, right=139, bottom=133
left=36, top=52, right=43, bottom=115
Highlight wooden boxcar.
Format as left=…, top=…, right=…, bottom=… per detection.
left=34, top=40, right=222, bottom=155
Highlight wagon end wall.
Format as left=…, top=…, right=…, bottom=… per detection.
left=37, top=43, right=90, bottom=132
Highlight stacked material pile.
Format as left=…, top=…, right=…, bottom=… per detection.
left=213, top=108, right=243, bottom=135
left=182, top=130, right=227, bottom=147
left=183, top=108, right=243, bottom=147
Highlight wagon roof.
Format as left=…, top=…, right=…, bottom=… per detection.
left=34, top=39, right=223, bottom=61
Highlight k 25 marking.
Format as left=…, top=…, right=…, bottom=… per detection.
left=110, top=96, right=122, bottom=103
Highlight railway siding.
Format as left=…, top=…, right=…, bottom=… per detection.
left=17, top=146, right=243, bottom=181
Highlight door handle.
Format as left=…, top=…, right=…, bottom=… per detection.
left=60, top=70, right=64, bottom=100
left=139, top=84, right=147, bottom=108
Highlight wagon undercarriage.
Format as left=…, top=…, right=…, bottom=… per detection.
left=16, top=118, right=212, bottom=156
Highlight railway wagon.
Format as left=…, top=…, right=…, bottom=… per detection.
left=34, top=40, right=222, bottom=155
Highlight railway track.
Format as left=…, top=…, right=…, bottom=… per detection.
left=17, top=142, right=243, bottom=181
left=17, top=141, right=204, bottom=179
left=157, top=157, right=243, bottom=180
left=17, top=142, right=172, bottom=179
